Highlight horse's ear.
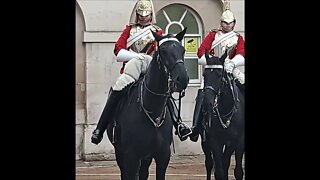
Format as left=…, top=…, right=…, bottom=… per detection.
left=205, top=50, right=215, bottom=65
left=175, top=27, right=187, bottom=42
left=151, top=30, right=162, bottom=42
left=220, top=49, right=228, bottom=63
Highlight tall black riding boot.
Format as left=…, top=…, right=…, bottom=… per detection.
left=189, top=89, right=205, bottom=142
left=91, top=88, right=122, bottom=145
left=167, top=98, right=192, bottom=141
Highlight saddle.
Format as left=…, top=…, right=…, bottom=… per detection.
left=107, top=74, right=154, bottom=144
left=109, top=73, right=184, bottom=143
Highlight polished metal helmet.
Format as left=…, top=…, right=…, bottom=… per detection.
left=136, top=0, right=152, bottom=16
left=130, top=0, right=156, bottom=24
left=220, top=0, right=235, bottom=23
left=220, top=10, right=235, bottom=23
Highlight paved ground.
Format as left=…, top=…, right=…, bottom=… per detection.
left=76, top=154, right=245, bottom=180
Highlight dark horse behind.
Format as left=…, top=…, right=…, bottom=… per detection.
left=106, top=28, right=189, bottom=180
left=200, top=51, right=245, bottom=180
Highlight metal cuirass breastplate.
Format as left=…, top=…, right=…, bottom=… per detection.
left=213, top=31, right=238, bottom=57
left=129, top=25, right=155, bottom=53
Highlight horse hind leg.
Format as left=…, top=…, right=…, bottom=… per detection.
left=139, top=158, right=153, bottom=180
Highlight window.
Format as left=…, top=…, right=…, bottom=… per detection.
left=156, top=4, right=202, bottom=84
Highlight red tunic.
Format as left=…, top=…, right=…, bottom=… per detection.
left=114, top=25, right=163, bottom=74
left=197, top=31, right=245, bottom=60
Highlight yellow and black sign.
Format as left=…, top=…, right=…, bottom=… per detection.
left=185, top=37, right=198, bottom=54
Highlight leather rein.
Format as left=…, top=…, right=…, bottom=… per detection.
left=139, top=40, right=185, bottom=128
left=203, top=65, right=239, bottom=128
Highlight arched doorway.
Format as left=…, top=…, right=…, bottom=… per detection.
left=76, top=2, right=86, bottom=160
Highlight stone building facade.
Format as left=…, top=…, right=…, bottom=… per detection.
left=76, top=0, right=244, bottom=160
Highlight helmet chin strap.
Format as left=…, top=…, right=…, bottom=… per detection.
left=139, top=20, right=152, bottom=26
left=220, top=25, right=235, bottom=33
left=222, top=29, right=233, bottom=33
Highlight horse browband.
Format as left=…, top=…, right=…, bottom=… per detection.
left=158, top=37, right=179, bottom=46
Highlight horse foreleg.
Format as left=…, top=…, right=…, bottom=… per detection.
left=222, top=145, right=235, bottom=180
left=139, top=158, right=153, bottom=180
left=154, top=152, right=170, bottom=180
left=122, top=154, right=141, bottom=180
left=212, top=145, right=224, bottom=180
left=201, top=140, right=214, bottom=180
left=114, top=148, right=126, bottom=180
left=234, top=143, right=244, bottom=180
left=205, top=152, right=214, bottom=180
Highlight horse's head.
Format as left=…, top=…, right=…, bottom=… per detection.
left=151, top=28, right=189, bottom=92
left=203, top=50, right=228, bottom=110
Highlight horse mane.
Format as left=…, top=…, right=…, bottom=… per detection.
left=165, top=34, right=175, bottom=38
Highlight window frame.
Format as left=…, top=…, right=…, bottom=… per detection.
left=156, top=4, right=203, bottom=86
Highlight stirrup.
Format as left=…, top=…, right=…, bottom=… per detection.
left=177, top=123, right=192, bottom=141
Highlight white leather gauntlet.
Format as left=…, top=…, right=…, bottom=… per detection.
left=224, top=59, right=235, bottom=73
left=198, top=55, right=207, bottom=65
left=231, top=54, right=245, bottom=67
left=116, top=49, right=144, bottom=62
left=232, top=68, right=245, bottom=84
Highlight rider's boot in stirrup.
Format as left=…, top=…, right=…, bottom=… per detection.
left=167, top=98, right=192, bottom=141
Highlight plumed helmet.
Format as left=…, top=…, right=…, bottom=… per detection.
left=220, top=0, right=235, bottom=23
left=130, top=0, right=156, bottom=24
left=136, top=0, right=153, bottom=16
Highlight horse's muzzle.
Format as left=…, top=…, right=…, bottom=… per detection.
left=170, top=75, right=189, bottom=92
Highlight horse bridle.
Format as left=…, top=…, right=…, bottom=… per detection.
left=140, top=37, right=185, bottom=127
left=203, top=64, right=238, bottom=128
left=158, top=37, right=185, bottom=75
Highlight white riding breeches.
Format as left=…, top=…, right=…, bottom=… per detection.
left=113, top=56, right=152, bottom=91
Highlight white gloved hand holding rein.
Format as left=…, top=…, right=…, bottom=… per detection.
left=224, top=54, right=244, bottom=73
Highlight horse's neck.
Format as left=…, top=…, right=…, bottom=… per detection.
left=145, top=59, right=168, bottom=93
left=142, top=59, right=169, bottom=115
left=218, top=84, right=236, bottom=113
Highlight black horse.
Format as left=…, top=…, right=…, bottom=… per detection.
left=200, top=51, right=245, bottom=180
left=106, top=28, right=189, bottom=180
